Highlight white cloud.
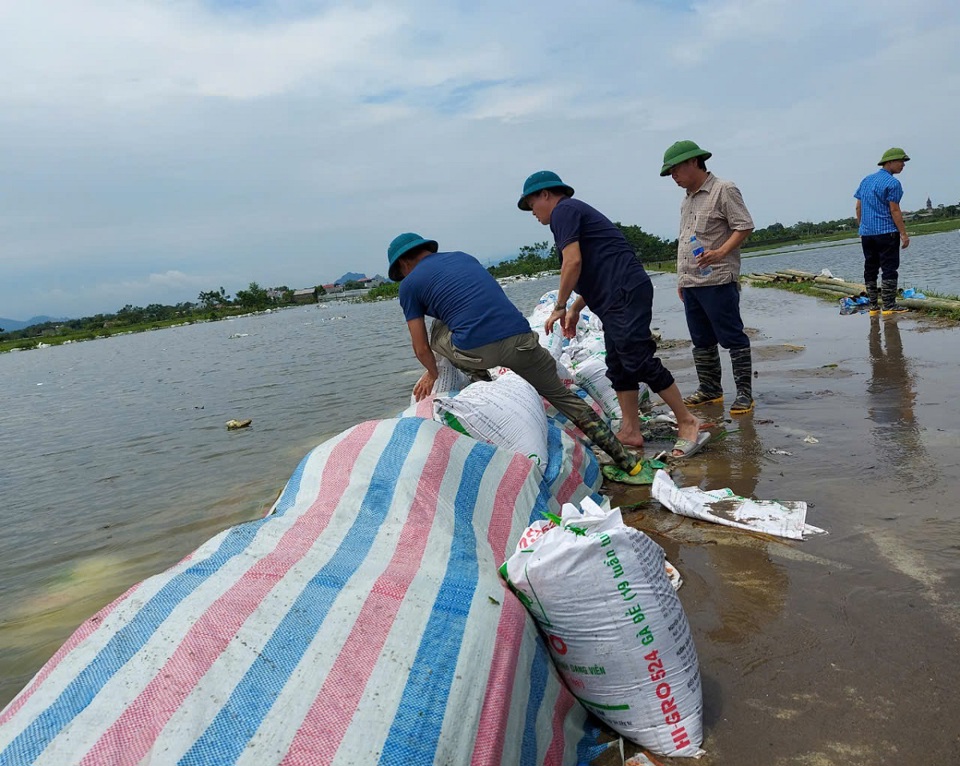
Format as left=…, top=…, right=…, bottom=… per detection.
left=1, top=0, right=959, bottom=319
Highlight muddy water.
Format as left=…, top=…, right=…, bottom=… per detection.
left=604, top=280, right=960, bottom=764
left=3, top=272, right=959, bottom=764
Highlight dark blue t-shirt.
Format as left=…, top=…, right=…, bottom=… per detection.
left=550, top=198, right=649, bottom=315
left=399, top=251, right=531, bottom=350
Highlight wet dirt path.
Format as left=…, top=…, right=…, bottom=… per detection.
left=601, top=284, right=960, bottom=765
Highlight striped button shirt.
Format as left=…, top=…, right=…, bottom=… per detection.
left=676, top=173, right=754, bottom=288
left=855, top=169, right=903, bottom=236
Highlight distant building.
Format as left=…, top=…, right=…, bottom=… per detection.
left=292, top=288, right=317, bottom=304
left=927, top=197, right=933, bottom=211
left=323, top=283, right=344, bottom=294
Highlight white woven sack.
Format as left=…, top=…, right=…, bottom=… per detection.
left=501, top=497, right=704, bottom=757
left=434, top=372, right=549, bottom=466
left=408, top=356, right=472, bottom=407
left=566, top=334, right=606, bottom=366
left=572, top=354, right=622, bottom=419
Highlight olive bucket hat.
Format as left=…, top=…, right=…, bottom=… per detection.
left=878, top=147, right=910, bottom=165
left=387, top=232, right=438, bottom=282
left=660, top=140, right=712, bottom=177
left=517, top=170, right=575, bottom=210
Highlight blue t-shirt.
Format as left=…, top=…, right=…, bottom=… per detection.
left=549, top=198, right=649, bottom=315
left=399, top=251, right=531, bottom=350
left=855, top=169, right=903, bottom=236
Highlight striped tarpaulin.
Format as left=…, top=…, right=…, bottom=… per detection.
left=0, top=417, right=604, bottom=765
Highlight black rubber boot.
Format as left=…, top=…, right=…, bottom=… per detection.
left=683, top=345, right=723, bottom=406
left=729, top=346, right=754, bottom=415
left=880, top=278, right=908, bottom=314
left=866, top=281, right=880, bottom=314
left=880, top=278, right=899, bottom=311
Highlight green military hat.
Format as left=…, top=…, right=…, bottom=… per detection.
left=660, top=140, right=712, bottom=177
left=878, top=147, right=910, bottom=165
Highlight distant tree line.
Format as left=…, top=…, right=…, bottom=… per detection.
left=486, top=224, right=678, bottom=279
left=0, top=282, right=321, bottom=347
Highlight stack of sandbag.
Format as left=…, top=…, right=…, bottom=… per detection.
left=501, top=496, right=704, bottom=758
left=0, top=418, right=608, bottom=766
left=528, top=290, right=575, bottom=386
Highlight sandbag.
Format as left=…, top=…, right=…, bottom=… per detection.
left=501, top=496, right=704, bottom=757
left=572, top=354, right=622, bottom=419
left=434, top=372, right=549, bottom=466
left=407, top=356, right=472, bottom=407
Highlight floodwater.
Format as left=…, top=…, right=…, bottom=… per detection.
left=740, top=228, right=960, bottom=295
left=2, top=237, right=960, bottom=764
left=605, top=276, right=960, bottom=764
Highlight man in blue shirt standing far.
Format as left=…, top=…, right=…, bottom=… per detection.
left=517, top=171, right=708, bottom=463
left=855, top=148, right=911, bottom=315
left=387, top=232, right=649, bottom=482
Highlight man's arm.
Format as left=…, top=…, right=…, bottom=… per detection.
left=889, top=201, right=910, bottom=249
left=855, top=199, right=862, bottom=226
left=561, top=295, right=587, bottom=338
left=545, top=241, right=583, bottom=335
left=407, top=317, right=440, bottom=401
left=702, top=228, right=753, bottom=266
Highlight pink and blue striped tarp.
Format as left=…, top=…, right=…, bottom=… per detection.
left=0, top=416, right=605, bottom=765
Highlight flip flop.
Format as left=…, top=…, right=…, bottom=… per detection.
left=669, top=430, right=712, bottom=460
left=602, top=459, right=668, bottom=485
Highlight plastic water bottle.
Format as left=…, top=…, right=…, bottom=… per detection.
left=690, top=235, right=712, bottom=276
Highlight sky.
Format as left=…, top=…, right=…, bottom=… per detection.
left=2, top=0, right=959, bottom=320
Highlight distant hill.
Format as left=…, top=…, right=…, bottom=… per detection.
left=335, top=272, right=365, bottom=285
left=0, top=315, right=71, bottom=332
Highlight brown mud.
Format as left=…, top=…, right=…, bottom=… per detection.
left=600, top=285, right=960, bottom=765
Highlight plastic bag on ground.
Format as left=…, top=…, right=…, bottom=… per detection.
left=651, top=470, right=826, bottom=539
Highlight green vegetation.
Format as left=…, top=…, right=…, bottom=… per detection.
left=486, top=224, right=679, bottom=279
left=744, top=205, right=960, bottom=252
left=363, top=282, right=400, bottom=301
left=0, top=282, right=293, bottom=354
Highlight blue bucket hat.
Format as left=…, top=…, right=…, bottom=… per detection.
left=387, top=232, right=438, bottom=282
left=517, top=170, right=575, bottom=210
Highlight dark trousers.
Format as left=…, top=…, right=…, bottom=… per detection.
left=682, top=282, right=750, bottom=351
left=861, top=232, right=900, bottom=285
left=601, top=280, right=675, bottom=393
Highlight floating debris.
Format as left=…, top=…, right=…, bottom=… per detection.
left=226, top=419, right=252, bottom=430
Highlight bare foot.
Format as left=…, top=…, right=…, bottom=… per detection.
left=616, top=429, right=645, bottom=449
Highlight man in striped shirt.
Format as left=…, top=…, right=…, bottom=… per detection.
left=855, top=147, right=911, bottom=315
left=660, top=140, right=756, bottom=416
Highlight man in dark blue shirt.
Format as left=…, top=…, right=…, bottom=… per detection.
left=518, top=171, right=707, bottom=461
left=387, top=232, right=647, bottom=481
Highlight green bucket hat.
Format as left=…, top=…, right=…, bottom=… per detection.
left=387, top=232, right=438, bottom=282
left=517, top=170, right=575, bottom=210
left=660, top=140, right=712, bottom=177
left=878, top=147, right=910, bottom=165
